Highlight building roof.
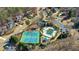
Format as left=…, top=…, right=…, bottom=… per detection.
left=52, top=20, right=68, bottom=33
left=20, top=31, right=40, bottom=44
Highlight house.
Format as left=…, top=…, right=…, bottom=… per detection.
left=37, top=20, right=46, bottom=27
left=16, top=14, right=23, bottom=22
left=0, top=17, right=15, bottom=36
left=20, top=31, right=40, bottom=44
left=52, top=20, right=69, bottom=33
left=24, top=7, right=37, bottom=19
left=3, top=25, right=7, bottom=31
left=0, top=27, right=4, bottom=36
left=7, top=17, right=15, bottom=30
